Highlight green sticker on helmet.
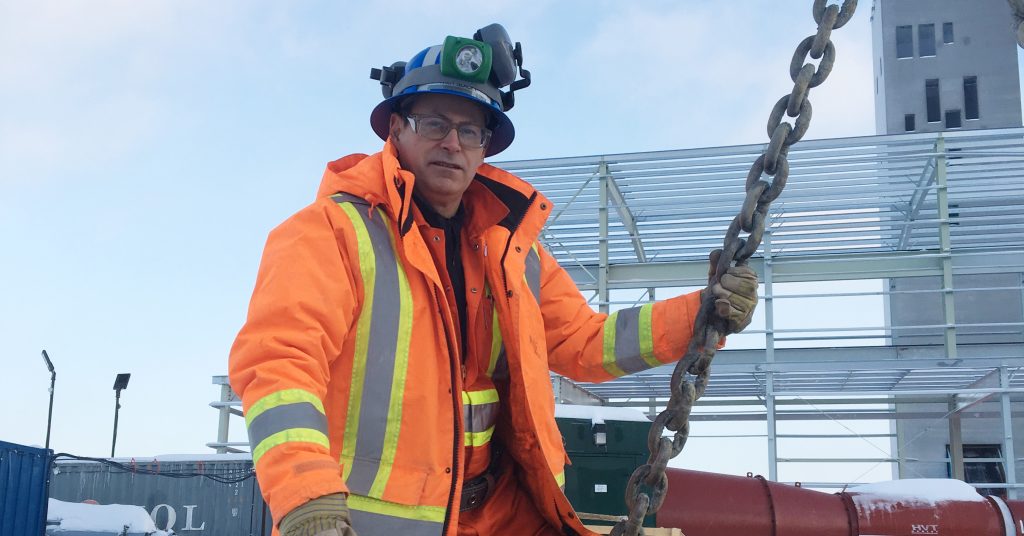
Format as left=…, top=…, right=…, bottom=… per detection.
left=440, top=36, right=492, bottom=84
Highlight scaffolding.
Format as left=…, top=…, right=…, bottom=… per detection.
left=210, top=127, right=1024, bottom=494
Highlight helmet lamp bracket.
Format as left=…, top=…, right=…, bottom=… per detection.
left=370, top=61, right=407, bottom=98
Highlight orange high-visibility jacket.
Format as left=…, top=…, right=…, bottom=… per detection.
left=229, top=141, right=703, bottom=536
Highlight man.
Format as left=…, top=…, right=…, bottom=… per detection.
left=229, top=24, right=758, bottom=536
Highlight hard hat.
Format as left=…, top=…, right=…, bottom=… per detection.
left=370, top=24, right=531, bottom=157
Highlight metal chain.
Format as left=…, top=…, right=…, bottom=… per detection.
left=608, top=2, right=858, bottom=534
left=1010, top=0, right=1024, bottom=48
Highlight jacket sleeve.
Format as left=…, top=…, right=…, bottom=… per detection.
left=229, top=201, right=357, bottom=525
left=538, top=244, right=705, bottom=383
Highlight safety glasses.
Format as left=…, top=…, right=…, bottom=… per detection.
left=405, top=114, right=492, bottom=149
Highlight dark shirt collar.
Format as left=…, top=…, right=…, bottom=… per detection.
left=413, top=193, right=465, bottom=230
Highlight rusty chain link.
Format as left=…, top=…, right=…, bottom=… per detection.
left=608, top=2, right=858, bottom=534
left=1010, top=0, right=1024, bottom=48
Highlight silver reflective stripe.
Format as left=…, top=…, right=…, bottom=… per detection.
left=463, top=402, right=499, bottom=433
left=462, top=391, right=499, bottom=434
left=334, top=193, right=402, bottom=496
left=524, top=244, right=541, bottom=304
left=246, top=402, right=327, bottom=450
left=611, top=306, right=650, bottom=375
left=349, top=506, right=443, bottom=536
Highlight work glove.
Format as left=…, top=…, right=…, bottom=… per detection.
left=279, top=493, right=357, bottom=536
left=706, top=249, right=758, bottom=334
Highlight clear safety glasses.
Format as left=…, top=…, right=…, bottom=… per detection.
left=405, top=114, right=492, bottom=149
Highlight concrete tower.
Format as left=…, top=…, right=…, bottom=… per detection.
left=872, top=0, right=1022, bottom=134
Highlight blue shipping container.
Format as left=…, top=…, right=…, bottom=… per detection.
left=0, top=440, right=52, bottom=536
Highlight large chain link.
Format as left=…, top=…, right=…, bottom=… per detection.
left=1010, top=0, right=1024, bottom=48
left=608, top=2, right=858, bottom=534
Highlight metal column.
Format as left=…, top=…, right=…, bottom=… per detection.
left=935, top=136, right=958, bottom=360
left=764, top=230, right=778, bottom=482
left=216, top=382, right=233, bottom=454
left=598, top=160, right=610, bottom=314
left=1001, top=367, right=1018, bottom=499
left=948, top=398, right=965, bottom=481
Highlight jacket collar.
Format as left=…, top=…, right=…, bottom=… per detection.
left=316, top=141, right=552, bottom=245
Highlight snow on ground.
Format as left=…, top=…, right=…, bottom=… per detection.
left=47, top=499, right=172, bottom=535
left=848, top=478, right=986, bottom=504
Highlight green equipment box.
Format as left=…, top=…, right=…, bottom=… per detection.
left=554, top=405, right=656, bottom=528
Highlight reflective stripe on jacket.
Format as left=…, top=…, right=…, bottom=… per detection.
left=228, top=141, right=703, bottom=536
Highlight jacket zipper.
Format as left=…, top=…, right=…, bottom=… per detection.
left=436, top=285, right=462, bottom=536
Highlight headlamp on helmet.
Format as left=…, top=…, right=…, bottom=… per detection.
left=441, top=36, right=492, bottom=84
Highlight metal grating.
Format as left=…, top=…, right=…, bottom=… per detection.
left=492, top=128, right=1024, bottom=402
left=497, top=128, right=1024, bottom=282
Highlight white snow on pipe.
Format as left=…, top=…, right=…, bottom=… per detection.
left=848, top=478, right=986, bottom=504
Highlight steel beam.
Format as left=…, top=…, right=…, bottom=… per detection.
left=1003, top=367, right=1019, bottom=499
left=598, top=160, right=610, bottom=314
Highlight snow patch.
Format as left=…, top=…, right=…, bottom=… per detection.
left=47, top=499, right=171, bottom=535
left=555, top=404, right=651, bottom=424
left=848, top=479, right=986, bottom=505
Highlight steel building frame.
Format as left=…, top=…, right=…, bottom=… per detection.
left=210, top=128, right=1024, bottom=493
left=499, top=127, right=1024, bottom=493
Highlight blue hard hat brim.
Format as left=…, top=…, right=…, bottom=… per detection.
left=369, top=89, right=514, bottom=157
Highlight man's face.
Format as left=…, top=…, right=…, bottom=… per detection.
left=389, top=93, right=488, bottom=214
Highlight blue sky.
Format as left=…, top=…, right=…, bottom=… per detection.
left=1, top=0, right=1020, bottom=478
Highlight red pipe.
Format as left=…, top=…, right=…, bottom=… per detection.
left=658, top=467, right=1022, bottom=536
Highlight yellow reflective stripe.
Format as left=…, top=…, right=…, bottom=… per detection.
left=369, top=211, right=414, bottom=497
left=602, top=311, right=627, bottom=377
left=638, top=303, right=659, bottom=368
left=461, top=389, right=499, bottom=405
left=463, top=427, right=495, bottom=447
left=338, top=202, right=376, bottom=481
left=251, top=429, right=329, bottom=465
left=245, top=389, right=325, bottom=425
left=554, top=470, right=565, bottom=487
left=487, top=303, right=502, bottom=377
left=348, top=494, right=446, bottom=523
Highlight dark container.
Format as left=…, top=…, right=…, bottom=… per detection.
left=48, top=456, right=269, bottom=536
left=554, top=405, right=655, bottom=528
left=0, top=440, right=52, bottom=536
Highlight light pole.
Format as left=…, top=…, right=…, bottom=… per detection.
left=111, top=373, right=131, bottom=458
left=41, top=350, right=56, bottom=450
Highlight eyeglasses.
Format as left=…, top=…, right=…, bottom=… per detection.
left=405, top=114, right=492, bottom=149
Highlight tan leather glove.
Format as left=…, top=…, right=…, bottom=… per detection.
left=706, top=249, right=759, bottom=334
left=279, top=493, right=357, bottom=536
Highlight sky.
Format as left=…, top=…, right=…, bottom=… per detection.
left=2, top=0, right=1023, bottom=483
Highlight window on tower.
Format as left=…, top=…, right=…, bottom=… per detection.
left=964, top=76, right=979, bottom=120
left=945, top=109, right=962, bottom=129
left=943, top=22, right=954, bottom=44
left=919, top=24, right=936, bottom=57
left=926, top=79, right=941, bottom=122
left=896, top=25, right=914, bottom=58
